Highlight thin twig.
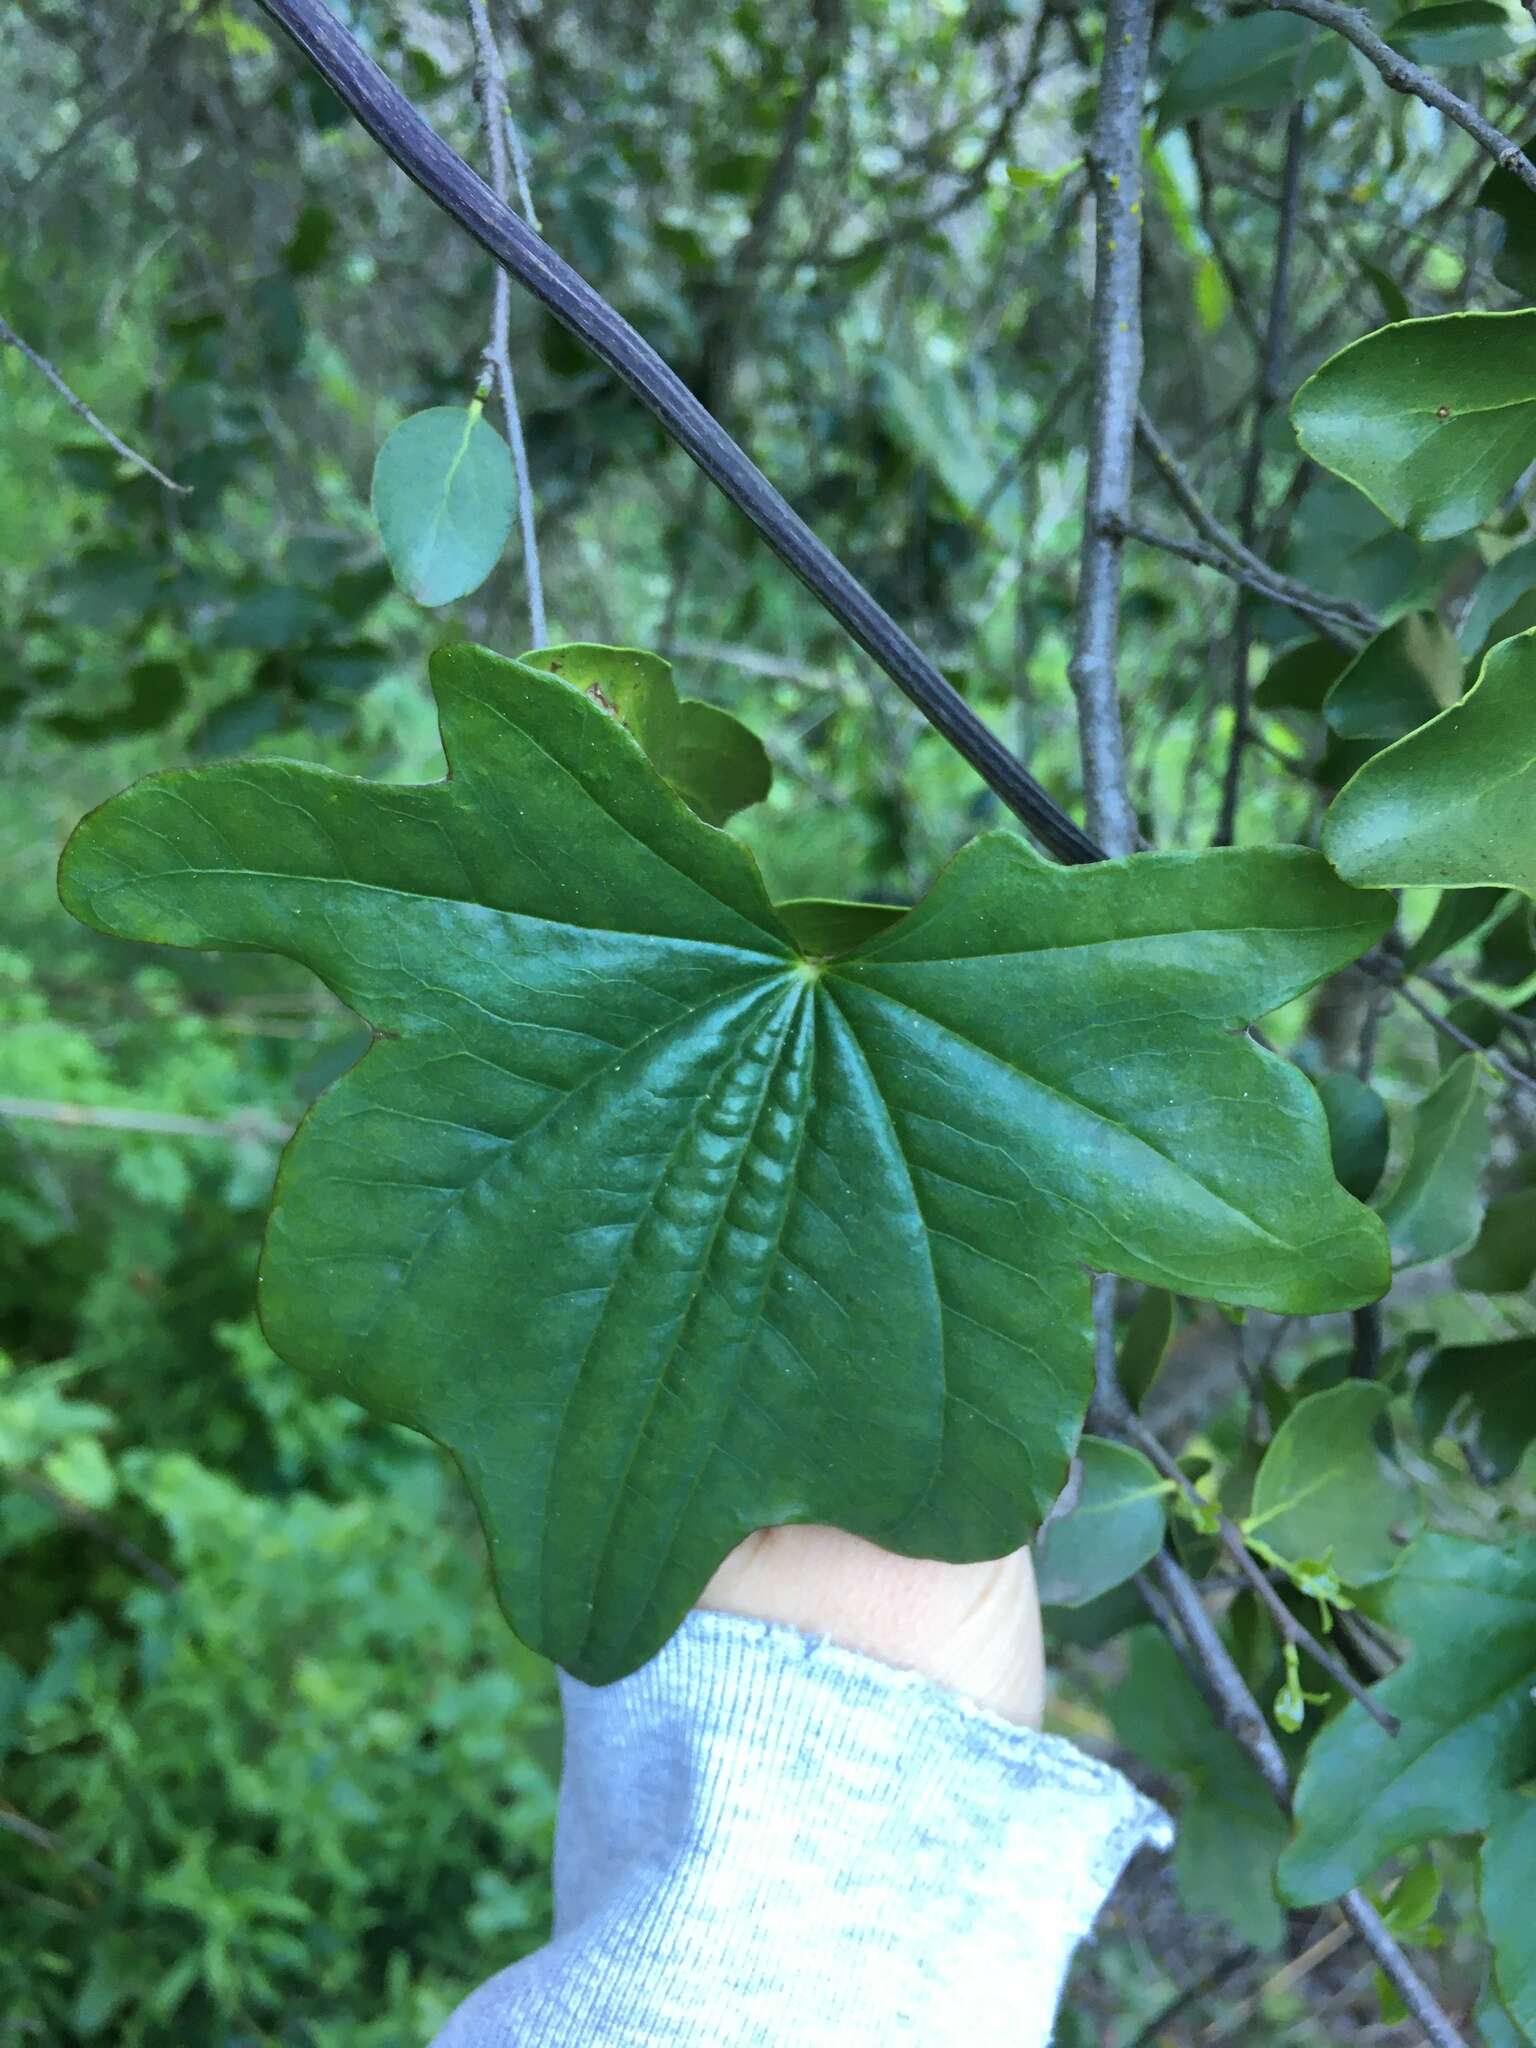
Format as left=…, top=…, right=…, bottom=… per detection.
left=1119, top=1946, right=1254, bottom=2048
left=1135, top=411, right=1379, bottom=643
left=6, top=1470, right=178, bottom=1593
left=1216, top=101, right=1306, bottom=846
left=0, top=1809, right=115, bottom=1891
left=254, top=0, right=1101, bottom=865
left=1356, top=962, right=1536, bottom=1094
left=1263, top=0, right=1536, bottom=199
left=1069, top=0, right=1157, bottom=859
left=1142, top=1548, right=1292, bottom=1799
left=465, top=0, right=546, bottom=646
left=1106, top=514, right=1373, bottom=641
left=0, top=1096, right=292, bottom=1143
left=0, top=313, right=188, bottom=494
left=1105, top=1388, right=1401, bottom=1733
left=1140, top=1551, right=1470, bottom=2048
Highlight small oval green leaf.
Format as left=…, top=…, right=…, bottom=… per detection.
left=371, top=406, right=515, bottom=607
left=1035, top=1438, right=1168, bottom=1608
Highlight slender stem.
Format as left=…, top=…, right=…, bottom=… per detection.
left=0, top=1096, right=291, bottom=1143
left=1135, top=410, right=1379, bottom=642
left=7, top=1469, right=178, bottom=1593
left=1108, top=514, right=1371, bottom=641
left=1356, top=962, right=1536, bottom=1095
left=1069, top=0, right=1156, bottom=860
left=1120, top=1947, right=1254, bottom=2048
left=1104, top=1386, right=1400, bottom=1733
left=1264, top=0, right=1536, bottom=198
left=466, top=0, right=546, bottom=647
left=0, top=311, right=188, bottom=493
left=1140, top=1552, right=1470, bottom=2048
left=1142, top=1549, right=1292, bottom=1800
left=251, top=0, right=1102, bottom=865
left=1215, top=101, right=1306, bottom=847
left=0, top=1808, right=115, bottom=1892
left=1344, top=1891, right=1473, bottom=2048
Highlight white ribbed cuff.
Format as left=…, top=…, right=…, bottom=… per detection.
left=433, top=1610, right=1169, bottom=2046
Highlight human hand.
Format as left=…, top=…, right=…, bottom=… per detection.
left=697, top=1526, right=1045, bottom=1728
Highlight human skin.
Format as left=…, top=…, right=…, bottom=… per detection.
left=697, top=1527, right=1046, bottom=1729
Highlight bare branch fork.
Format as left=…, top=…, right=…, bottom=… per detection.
left=251, top=0, right=1103, bottom=867
left=465, top=0, right=547, bottom=648
left=1103, top=512, right=1372, bottom=642
left=1134, top=409, right=1381, bottom=645
left=0, top=311, right=188, bottom=494
left=1263, top=0, right=1536, bottom=199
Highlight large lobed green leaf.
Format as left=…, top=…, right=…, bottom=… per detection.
left=1323, top=631, right=1536, bottom=900
left=58, top=646, right=1391, bottom=1681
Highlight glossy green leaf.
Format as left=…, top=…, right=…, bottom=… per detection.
left=1323, top=612, right=1463, bottom=740
left=371, top=406, right=515, bottom=607
left=1415, top=1337, right=1536, bottom=1481
left=57, top=646, right=1392, bottom=1682
left=1323, top=630, right=1536, bottom=898
left=1034, top=1438, right=1167, bottom=1608
left=1388, top=3, right=1519, bottom=65
left=1376, top=1056, right=1489, bottom=1268
left=1455, top=1190, right=1536, bottom=1295
left=1479, top=152, right=1536, bottom=301
left=1158, top=15, right=1340, bottom=127
left=1247, top=1381, right=1420, bottom=1587
left=1485, top=1797, right=1536, bottom=2040
left=1254, top=637, right=1352, bottom=716
left=1280, top=1533, right=1536, bottom=1904
left=772, top=898, right=908, bottom=959
left=1476, top=1989, right=1531, bottom=2048
left=1402, top=886, right=1509, bottom=971
left=1315, top=1071, right=1391, bottom=1202
left=1292, top=313, right=1536, bottom=541
left=1480, top=894, right=1536, bottom=979
left=1112, top=1629, right=1287, bottom=1947
left=1458, top=539, right=1536, bottom=656
left=1119, top=1286, right=1176, bottom=1409
left=520, top=643, right=770, bottom=826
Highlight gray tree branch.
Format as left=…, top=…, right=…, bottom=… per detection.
left=466, top=0, right=547, bottom=647
left=1263, top=0, right=1536, bottom=199
left=1141, top=1550, right=1471, bottom=2048
left=1107, top=513, right=1373, bottom=642
left=1069, top=0, right=1158, bottom=860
